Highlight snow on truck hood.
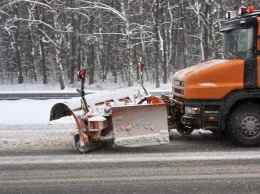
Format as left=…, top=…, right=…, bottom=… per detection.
left=173, top=60, right=229, bottom=81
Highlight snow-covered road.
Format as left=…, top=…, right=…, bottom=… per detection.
left=0, top=99, right=76, bottom=151
left=2, top=150, right=260, bottom=165
left=1, top=99, right=260, bottom=194
left=1, top=98, right=260, bottom=159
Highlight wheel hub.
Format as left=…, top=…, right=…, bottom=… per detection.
left=245, top=121, right=256, bottom=131
left=240, top=115, right=260, bottom=138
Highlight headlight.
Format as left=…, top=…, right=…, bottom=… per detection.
left=173, top=80, right=185, bottom=87
left=185, top=106, right=201, bottom=115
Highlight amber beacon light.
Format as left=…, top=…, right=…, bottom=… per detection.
left=248, top=5, right=255, bottom=14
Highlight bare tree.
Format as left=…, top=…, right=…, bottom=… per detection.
left=0, top=0, right=251, bottom=88
left=10, top=3, right=24, bottom=84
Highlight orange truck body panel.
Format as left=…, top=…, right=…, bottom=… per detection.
left=173, top=59, right=245, bottom=100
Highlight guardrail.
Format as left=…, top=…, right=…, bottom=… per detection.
left=0, top=91, right=172, bottom=100
left=0, top=92, right=92, bottom=100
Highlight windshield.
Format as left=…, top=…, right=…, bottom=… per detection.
left=223, top=27, right=254, bottom=60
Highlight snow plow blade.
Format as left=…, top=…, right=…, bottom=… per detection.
left=112, top=103, right=169, bottom=147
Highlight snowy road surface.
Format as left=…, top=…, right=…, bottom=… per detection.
left=1, top=98, right=260, bottom=161
left=0, top=99, right=76, bottom=151
left=1, top=99, right=260, bottom=193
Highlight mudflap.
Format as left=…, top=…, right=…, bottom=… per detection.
left=111, top=103, right=169, bottom=147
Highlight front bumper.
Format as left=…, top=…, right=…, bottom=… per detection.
left=181, top=114, right=201, bottom=129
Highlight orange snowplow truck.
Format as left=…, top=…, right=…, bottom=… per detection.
left=171, top=5, right=260, bottom=146
left=50, top=5, right=260, bottom=154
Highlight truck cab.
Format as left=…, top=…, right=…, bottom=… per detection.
left=171, top=5, right=260, bottom=146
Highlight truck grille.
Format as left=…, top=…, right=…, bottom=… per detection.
left=173, top=80, right=185, bottom=105
left=174, top=88, right=184, bottom=95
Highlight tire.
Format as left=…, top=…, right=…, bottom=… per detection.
left=228, top=103, right=260, bottom=146
left=176, top=121, right=194, bottom=135
left=74, top=134, right=96, bottom=154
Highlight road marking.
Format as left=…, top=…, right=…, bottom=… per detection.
left=0, top=151, right=260, bottom=165
left=1, top=173, right=260, bottom=185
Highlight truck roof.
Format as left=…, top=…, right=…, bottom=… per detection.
left=238, top=10, right=260, bottom=18
left=220, top=11, right=260, bottom=32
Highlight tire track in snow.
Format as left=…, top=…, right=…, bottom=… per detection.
left=1, top=151, right=260, bottom=165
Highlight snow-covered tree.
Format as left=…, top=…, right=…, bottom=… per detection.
left=1, top=0, right=258, bottom=88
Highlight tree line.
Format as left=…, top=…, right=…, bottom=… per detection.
left=0, top=0, right=259, bottom=89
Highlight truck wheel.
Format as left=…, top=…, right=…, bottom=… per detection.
left=228, top=103, right=260, bottom=146
left=176, top=122, right=194, bottom=135
left=74, top=134, right=95, bottom=154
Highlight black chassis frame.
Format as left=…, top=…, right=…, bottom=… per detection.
left=181, top=89, right=260, bottom=131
